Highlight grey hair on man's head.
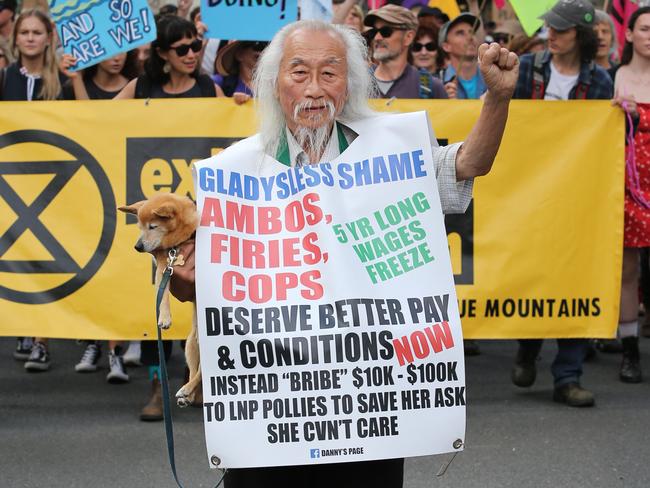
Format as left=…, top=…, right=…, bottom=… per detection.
left=594, top=9, right=619, bottom=63
left=253, top=20, right=377, bottom=157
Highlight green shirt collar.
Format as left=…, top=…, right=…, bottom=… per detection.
left=275, top=122, right=349, bottom=166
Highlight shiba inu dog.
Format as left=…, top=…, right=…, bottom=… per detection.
left=119, top=193, right=201, bottom=407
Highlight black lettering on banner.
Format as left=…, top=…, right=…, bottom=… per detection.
left=267, top=422, right=300, bottom=443
left=210, top=373, right=279, bottom=395
left=401, top=389, right=432, bottom=410
left=458, top=298, right=477, bottom=318
left=261, top=396, right=328, bottom=419
left=285, top=369, right=346, bottom=391
left=433, top=387, right=466, bottom=407
left=304, top=419, right=353, bottom=441
left=125, top=137, right=240, bottom=223
left=445, top=199, right=474, bottom=285
left=482, top=297, right=602, bottom=318
left=229, top=399, right=259, bottom=420
left=357, top=416, right=399, bottom=438
left=357, top=391, right=399, bottom=413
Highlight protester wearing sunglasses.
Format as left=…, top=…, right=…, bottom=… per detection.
left=116, top=15, right=224, bottom=100
left=411, top=26, right=442, bottom=74
left=113, top=15, right=223, bottom=420
left=365, top=4, right=447, bottom=100
left=212, top=40, right=268, bottom=104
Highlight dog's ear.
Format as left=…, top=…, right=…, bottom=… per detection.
left=153, top=204, right=176, bottom=219
left=118, top=201, right=145, bottom=215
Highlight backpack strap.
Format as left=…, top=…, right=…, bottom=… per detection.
left=196, top=74, right=217, bottom=97
left=418, top=68, right=435, bottom=99
left=134, top=75, right=151, bottom=99
left=531, top=50, right=545, bottom=100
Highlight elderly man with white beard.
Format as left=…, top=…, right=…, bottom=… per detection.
left=251, top=19, right=517, bottom=187
left=173, top=18, right=518, bottom=488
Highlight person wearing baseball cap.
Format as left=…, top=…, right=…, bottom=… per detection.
left=510, top=0, right=614, bottom=408
left=438, top=13, right=488, bottom=100
left=0, top=0, right=17, bottom=41
left=539, top=0, right=596, bottom=31
left=365, top=4, right=447, bottom=100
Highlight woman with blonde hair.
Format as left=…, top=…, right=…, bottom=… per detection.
left=3, top=9, right=77, bottom=372
left=344, top=4, right=364, bottom=33
left=0, top=8, right=67, bottom=101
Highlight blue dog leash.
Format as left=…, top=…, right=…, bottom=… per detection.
left=155, top=248, right=227, bottom=488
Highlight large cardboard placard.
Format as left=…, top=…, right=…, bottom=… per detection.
left=193, top=112, right=466, bottom=468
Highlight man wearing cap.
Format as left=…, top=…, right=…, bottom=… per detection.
left=439, top=13, right=488, bottom=100
left=365, top=4, right=447, bottom=100
left=513, top=0, right=612, bottom=101
left=0, top=0, right=16, bottom=42
left=511, top=0, right=613, bottom=408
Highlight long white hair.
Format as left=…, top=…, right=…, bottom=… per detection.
left=253, top=20, right=377, bottom=157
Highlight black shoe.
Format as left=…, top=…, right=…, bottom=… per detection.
left=620, top=337, right=642, bottom=383
left=24, top=342, right=51, bottom=372
left=553, top=383, right=595, bottom=407
left=594, top=338, right=623, bottom=354
left=463, top=340, right=481, bottom=356
left=511, top=345, right=537, bottom=387
left=13, top=337, right=33, bottom=361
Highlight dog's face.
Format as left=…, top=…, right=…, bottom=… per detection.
left=118, top=193, right=198, bottom=253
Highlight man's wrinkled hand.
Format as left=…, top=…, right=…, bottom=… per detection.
left=169, top=239, right=196, bottom=303
left=478, top=42, right=519, bottom=102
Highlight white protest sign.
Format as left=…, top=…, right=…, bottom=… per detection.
left=193, top=112, right=466, bottom=469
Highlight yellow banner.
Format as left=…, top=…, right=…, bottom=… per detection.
left=0, top=99, right=623, bottom=339
left=428, top=1, right=461, bottom=19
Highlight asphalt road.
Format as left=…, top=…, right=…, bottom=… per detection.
left=1, top=337, right=649, bottom=488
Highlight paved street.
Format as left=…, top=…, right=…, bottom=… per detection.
left=1, top=337, right=649, bottom=488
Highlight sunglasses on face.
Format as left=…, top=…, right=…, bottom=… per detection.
left=240, top=41, right=268, bottom=52
left=412, top=42, right=436, bottom=52
left=367, top=26, right=405, bottom=40
left=170, top=39, right=202, bottom=57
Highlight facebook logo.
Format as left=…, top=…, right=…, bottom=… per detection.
left=310, top=449, right=320, bottom=459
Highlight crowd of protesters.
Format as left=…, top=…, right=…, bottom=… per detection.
left=2, top=0, right=649, bottom=419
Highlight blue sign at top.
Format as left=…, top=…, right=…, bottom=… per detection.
left=48, top=0, right=156, bottom=70
left=200, top=0, right=298, bottom=41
